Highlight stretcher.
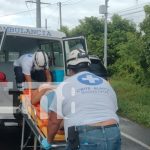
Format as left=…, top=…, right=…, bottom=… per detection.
left=19, top=89, right=66, bottom=150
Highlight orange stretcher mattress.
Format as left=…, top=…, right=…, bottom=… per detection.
left=21, top=89, right=65, bottom=141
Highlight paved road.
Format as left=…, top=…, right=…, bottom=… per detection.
left=120, top=117, right=150, bottom=150
left=0, top=124, right=149, bottom=150
left=0, top=126, right=21, bottom=150
left=121, top=136, right=148, bottom=150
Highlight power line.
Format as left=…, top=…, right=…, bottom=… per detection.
left=0, top=0, right=85, bottom=19
left=108, top=9, right=144, bottom=19
left=0, top=9, right=36, bottom=18
left=108, top=9, right=146, bottom=21
left=108, top=2, right=149, bottom=18
left=26, top=0, right=51, bottom=5
left=0, top=1, right=56, bottom=18
left=61, top=0, right=75, bottom=4
left=117, top=2, right=149, bottom=13
left=118, top=7, right=144, bottom=14
left=119, top=9, right=144, bottom=17
left=62, top=0, right=84, bottom=6
left=25, top=1, right=35, bottom=23
left=115, top=2, right=150, bottom=14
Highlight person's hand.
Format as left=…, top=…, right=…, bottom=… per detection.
left=38, top=83, right=56, bottom=92
left=41, top=138, right=52, bottom=150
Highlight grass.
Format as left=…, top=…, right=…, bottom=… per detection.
left=110, top=79, right=150, bottom=127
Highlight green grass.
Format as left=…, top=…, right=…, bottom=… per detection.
left=111, top=79, right=150, bottom=127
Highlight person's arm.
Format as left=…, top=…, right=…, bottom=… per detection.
left=24, top=74, right=32, bottom=82
left=24, top=74, right=32, bottom=89
left=45, top=69, right=52, bottom=82
left=31, top=84, right=56, bottom=105
left=47, top=111, right=63, bottom=143
left=21, top=61, right=32, bottom=87
left=31, top=88, right=49, bottom=105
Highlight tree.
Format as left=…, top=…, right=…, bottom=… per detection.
left=60, top=14, right=149, bottom=86
left=108, top=14, right=136, bottom=65
left=69, top=17, right=105, bottom=58
left=140, top=5, right=150, bottom=86
left=110, top=32, right=145, bottom=83
left=59, top=25, right=71, bottom=36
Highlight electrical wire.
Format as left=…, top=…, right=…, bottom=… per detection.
left=108, top=9, right=145, bottom=19
left=108, top=1, right=149, bottom=19
left=61, top=0, right=76, bottom=4
left=25, top=1, right=35, bottom=23
left=115, top=2, right=150, bottom=14
left=63, top=0, right=88, bottom=6
left=0, top=1, right=56, bottom=18
left=120, top=9, right=144, bottom=17
left=62, top=0, right=83, bottom=6
left=0, top=0, right=87, bottom=19
left=0, top=9, right=36, bottom=18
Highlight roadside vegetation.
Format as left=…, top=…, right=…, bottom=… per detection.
left=61, top=5, right=150, bottom=88
left=60, top=5, right=150, bottom=126
left=111, top=79, right=150, bottom=127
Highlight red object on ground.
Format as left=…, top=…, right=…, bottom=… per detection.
left=0, top=72, right=7, bottom=82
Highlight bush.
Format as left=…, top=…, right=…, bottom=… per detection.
left=111, top=79, right=150, bottom=127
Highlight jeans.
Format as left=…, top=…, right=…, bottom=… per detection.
left=66, top=124, right=121, bottom=150
left=14, top=66, right=25, bottom=83
left=14, top=66, right=47, bottom=83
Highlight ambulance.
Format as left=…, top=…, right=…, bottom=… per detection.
left=0, top=24, right=87, bottom=126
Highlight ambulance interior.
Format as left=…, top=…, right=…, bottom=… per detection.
left=0, top=34, right=87, bottom=86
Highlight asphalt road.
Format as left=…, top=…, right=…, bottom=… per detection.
left=0, top=125, right=149, bottom=150
left=0, top=126, right=21, bottom=150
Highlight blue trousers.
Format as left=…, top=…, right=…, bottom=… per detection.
left=14, top=66, right=47, bottom=83
left=66, top=124, right=121, bottom=150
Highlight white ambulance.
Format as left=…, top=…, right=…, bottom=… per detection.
left=0, top=24, right=87, bottom=126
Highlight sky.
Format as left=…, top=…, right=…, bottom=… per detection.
left=0, top=0, right=150, bottom=30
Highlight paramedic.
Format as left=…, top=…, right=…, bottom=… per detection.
left=42, top=49, right=121, bottom=150
left=13, top=50, right=52, bottom=90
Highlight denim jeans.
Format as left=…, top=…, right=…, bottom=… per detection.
left=66, top=124, right=121, bottom=150
left=14, top=66, right=47, bottom=83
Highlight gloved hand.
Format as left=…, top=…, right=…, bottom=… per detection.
left=41, top=138, right=52, bottom=150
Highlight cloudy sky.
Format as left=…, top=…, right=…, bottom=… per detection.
left=0, top=0, right=150, bottom=30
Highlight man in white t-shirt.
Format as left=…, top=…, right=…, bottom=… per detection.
left=13, top=50, right=52, bottom=90
left=41, top=49, right=121, bottom=150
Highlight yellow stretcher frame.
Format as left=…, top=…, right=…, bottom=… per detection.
left=20, top=93, right=66, bottom=150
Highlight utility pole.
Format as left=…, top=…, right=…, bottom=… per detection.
left=99, top=0, right=109, bottom=68
left=104, top=0, right=109, bottom=69
left=36, top=0, right=41, bottom=28
left=58, top=2, right=62, bottom=30
left=45, top=18, right=47, bottom=29
left=26, top=0, right=51, bottom=28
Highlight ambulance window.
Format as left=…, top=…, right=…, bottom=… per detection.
left=0, top=52, right=5, bottom=62
left=8, top=52, right=19, bottom=62
left=63, top=38, right=86, bottom=61
left=40, top=41, right=64, bottom=68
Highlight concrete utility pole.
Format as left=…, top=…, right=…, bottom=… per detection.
left=45, top=18, right=47, bottom=29
left=99, top=0, right=109, bottom=69
left=36, top=0, right=41, bottom=28
left=104, top=0, right=109, bottom=69
left=26, top=0, right=51, bottom=28
left=58, top=2, right=62, bottom=30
